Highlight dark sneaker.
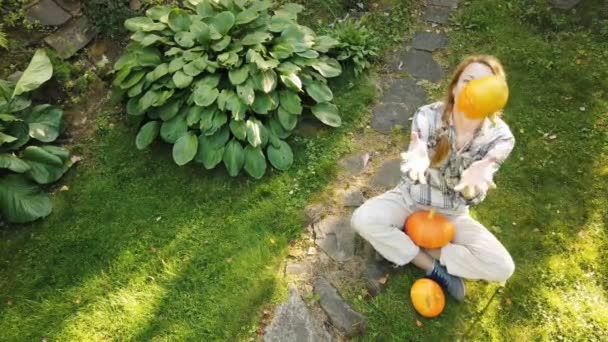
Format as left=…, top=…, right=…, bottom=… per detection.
left=427, top=261, right=466, bottom=301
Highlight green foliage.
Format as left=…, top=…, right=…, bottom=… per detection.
left=84, top=0, right=138, bottom=38
left=0, top=26, right=8, bottom=49
left=324, top=18, right=379, bottom=77
left=0, top=49, right=72, bottom=223
left=113, top=0, right=344, bottom=179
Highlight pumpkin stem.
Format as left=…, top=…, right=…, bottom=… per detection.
left=428, top=209, right=436, bottom=219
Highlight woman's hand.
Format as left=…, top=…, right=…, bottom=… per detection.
left=454, top=159, right=497, bottom=199
left=400, top=132, right=430, bottom=184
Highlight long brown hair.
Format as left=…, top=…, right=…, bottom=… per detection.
left=430, top=55, right=507, bottom=166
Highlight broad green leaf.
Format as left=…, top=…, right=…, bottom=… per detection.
left=223, top=139, right=244, bottom=176
left=268, top=118, right=291, bottom=139
left=190, top=21, right=211, bottom=45
left=236, top=82, right=255, bottom=105
left=196, top=2, right=217, bottom=18
left=146, top=63, right=169, bottom=82
left=311, top=102, right=341, bottom=127
left=136, top=121, right=161, bottom=149
left=138, top=90, right=160, bottom=112
left=193, top=84, right=219, bottom=107
left=160, top=111, right=188, bottom=143
left=0, top=153, right=30, bottom=173
left=13, top=49, right=52, bottom=97
left=276, top=3, right=304, bottom=20
left=269, top=41, right=294, bottom=59
left=6, top=95, right=32, bottom=113
left=211, top=36, right=232, bottom=52
left=0, top=132, right=17, bottom=145
left=173, top=70, right=194, bottom=89
left=208, top=111, right=228, bottom=135
left=0, top=175, right=51, bottom=223
left=127, top=97, right=145, bottom=116
left=173, top=132, right=198, bottom=165
left=276, top=62, right=300, bottom=75
left=279, top=90, right=302, bottom=115
left=277, top=106, right=297, bottom=130
left=254, top=69, right=277, bottom=93
left=140, top=34, right=167, bottom=47
left=21, top=145, right=71, bottom=184
left=2, top=120, right=30, bottom=150
left=0, top=113, right=18, bottom=121
left=125, top=17, right=166, bottom=32
left=313, top=35, right=340, bottom=53
left=235, top=8, right=259, bottom=25
left=175, top=31, right=195, bottom=48
left=113, top=67, right=132, bottom=86
left=196, top=74, right=221, bottom=88
left=153, top=89, right=174, bottom=107
left=304, top=79, right=333, bottom=103
left=311, top=57, right=342, bottom=78
left=243, top=145, right=266, bottom=179
left=119, top=70, right=146, bottom=89
left=280, top=25, right=314, bottom=52
left=168, top=9, right=192, bottom=32
left=241, top=31, right=272, bottom=45
left=229, top=120, right=246, bottom=140
left=280, top=73, right=302, bottom=91
left=26, top=104, right=63, bottom=143
left=210, top=11, right=235, bottom=36
left=146, top=6, right=171, bottom=22
left=183, top=58, right=207, bottom=76
left=199, top=105, right=216, bottom=132
left=217, top=51, right=239, bottom=67
left=245, top=118, right=268, bottom=147
left=186, top=106, right=202, bottom=126
left=169, top=57, right=186, bottom=72
left=296, top=49, right=319, bottom=59
left=269, top=14, right=293, bottom=32
left=251, top=92, right=274, bottom=114
left=228, top=65, right=249, bottom=85
left=194, top=128, right=228, bottom=169
left=226, top=96, right=247, bottom=120
left=267, top=140, right=293, bottom=170
left=157, top=99, right=181, bottom=121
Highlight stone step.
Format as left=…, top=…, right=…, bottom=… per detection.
left=371, top=78, right=427, bottom=134
left=314, top=277, right=366, bottom=337
left=393, top=49, right=444, bottom=82
left=427, top=0, right=459, bottom=9
left=313, top=215, right=356, bottom=263
left=44, top=16, right=98, bottom=59
left=411, top=31, right=448, bottom=52
left=264, top=284, right=333, bottom=342
left=424, top=5, right=453, bottom=24
left=369, top=159, right=402, bottom=191
left=25, top=0, right=71, bottom=26
left=338, top=152, right=371, bottom=177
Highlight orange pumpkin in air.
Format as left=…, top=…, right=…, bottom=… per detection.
left=456, top=75, right=509, bottom=119
left=404, top=210, right=454, bottom=248
left=410, top=278, right=445, bottom=318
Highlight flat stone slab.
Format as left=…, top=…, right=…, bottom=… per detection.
left=369, top=159, right=402, bottom=190
left=549, top=0, right=582, bottom=9
left=286, top=263, right=311, bottom=276
left=314, top=216, right=355, bottom=262
left=365, top=256, right=391, bottom=297
left=55, top=0, right=81, bottom=13
left=396, top=50, right=444, bottom=83
left=379, top=78, right=428, bottom=105
left=371, top=102, right=416, bottom=134
left=314, top=277, right=366, bottom=337
left=264, top=285, right=332, bottom=342
left=427, top=0, right=458, bottom=8
left=45, top=16, right=98, bottom=59
left=424, top=5, right=452, bottom=24
left=344, top=190, right=365, bottom=207
left=339, top=152, right=370, bottom=176
left=26, top=0, right=71, bottom=26
left=411, top=32, right=448, bottom=52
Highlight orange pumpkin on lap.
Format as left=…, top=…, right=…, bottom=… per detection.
left=404, top=210, right=455, bottom=248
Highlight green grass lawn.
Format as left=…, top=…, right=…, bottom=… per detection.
left=0, top=1, right=418, bottom=340
left=353, top=0, right=608, bottom=340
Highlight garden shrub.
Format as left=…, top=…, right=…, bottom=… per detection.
left=0, top=49, right=73, bottom=223
left=325, top=18, right=379, bottom=77
left=113, top=0, right=345, bottom=179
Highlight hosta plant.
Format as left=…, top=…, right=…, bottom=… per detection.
left=113, top=0, right=343, bottom=179
left=0, top=50, right=73, bottom=223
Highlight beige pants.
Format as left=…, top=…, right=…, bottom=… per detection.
left=351, top=183, right=515, bottom=282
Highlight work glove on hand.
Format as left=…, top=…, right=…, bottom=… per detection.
left=400, top=132, right=430, bottom=184
left=454, top=159, right=497, bottom=199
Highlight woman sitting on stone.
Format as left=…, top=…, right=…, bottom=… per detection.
left=351, top=55, right=515, bottom=301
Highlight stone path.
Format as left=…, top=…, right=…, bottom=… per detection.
left=263, top=1, right=460, bottom=341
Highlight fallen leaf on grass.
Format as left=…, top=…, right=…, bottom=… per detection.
left=416, top=319, right=423, bottom=327
left=60, top=185, right=69, bottom=192
left=506, top=298, right=513, bottom=305
left=378, top=274, right=389, bottom=285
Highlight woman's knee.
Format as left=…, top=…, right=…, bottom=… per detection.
left=493, top=254, right=515, bottom=281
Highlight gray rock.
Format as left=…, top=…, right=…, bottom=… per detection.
left=305, top=203, right=326, bottom=224
left=55, top=0, right=81, bottom=13
left=344, top=190, right=365, bottom=207
left=397, top=50, right=444, bottom=83
left=314, top=277, right=366, bottom=337
left=25, top=0, right=71, bottom=26
left=286, top=263, right=311, bottom=276
left=365, top=257, right=391, bottom=297
left=44, top=16, right=98, bottom=59
left=427, top=0, right=458, bottom=8
left=411, top=32, right=448, bottom=52
left=549, top=0, right=582, bottom=9
left=424, top=5, right=452, bottom=24
left=379, top=78, right=428, bottom=105
left=314, top=216, right=355, bottom=262
left=371, top=102, right=415, bottom=134
left=264, top=285, right=332, bottom=342
left=369, top=159, right=402, bottom=190
left=7, top=71, right=23, bottom=83
left=339, top=152, right=370, bottom=176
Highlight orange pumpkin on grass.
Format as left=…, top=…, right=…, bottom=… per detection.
left=410, top=278, right=445, bottom=318
left=404, top=210, right=455, bottom=248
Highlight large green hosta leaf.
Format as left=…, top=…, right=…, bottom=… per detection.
left=0, top=175, right=52, bottom=223
left=168, top=9, right=192, bottom=31
left=267, top=140, right=293, bottom=170
left=311, top=57, right=342, bottom=78
left=161, top=111, right=188, bottom=143
left=13, top=49, right=53, bottom=97
left=245, top=118, right=268, bottom=148
left=195, top=127, right=229, bottom=169
left=243, top=145, right=266, bottom=179
left=1, top=121, right=30, bottom=151
left=172, top=132, right=198, bottom=165
left=304, top=79, right=333, bottom=103
left=0, top=153, right=30, bottom=173
left=279, top=90, right=302, bottom=115
left=21, top=145, right=71, bottom=184
left=210, top=11, right=236, bottom=36
left=125, top=17, right=166, bottom=32
left=26, top=104, right=63, bottom=143
left=136, top=121, right=161, bottom=149
left=311, top=102, right=341, bottom=127
left=223, top=139, right=245, bottom=176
